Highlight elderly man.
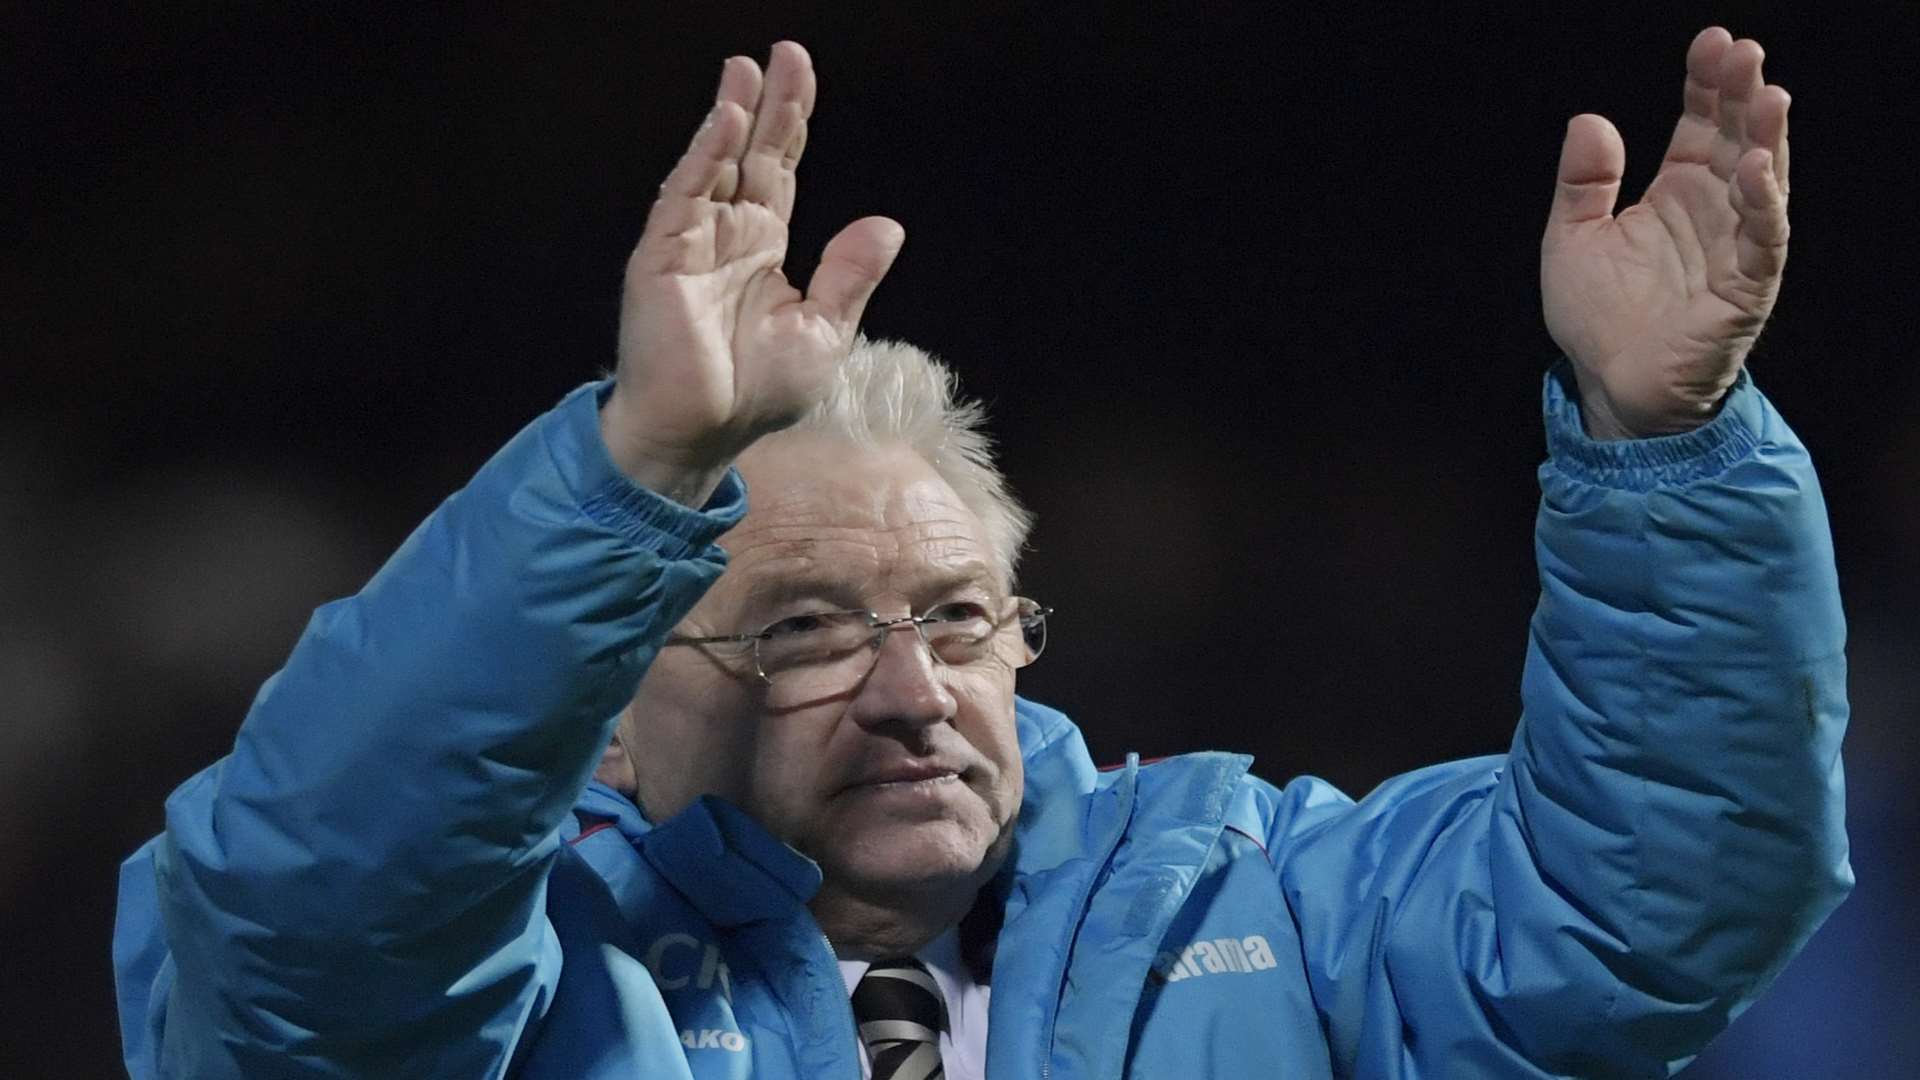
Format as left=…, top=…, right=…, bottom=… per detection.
left=115, top=26, right=1847, bottom=1079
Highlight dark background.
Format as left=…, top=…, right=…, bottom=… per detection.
left=5, top=3, right=1915, bottom=1076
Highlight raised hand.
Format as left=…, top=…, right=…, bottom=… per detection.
left=1541, top=27, right=1789, bottom=439
left=601, top=42, right=905, bottom=500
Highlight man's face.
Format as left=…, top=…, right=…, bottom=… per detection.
left=624, top=432, right=1024, bottom=902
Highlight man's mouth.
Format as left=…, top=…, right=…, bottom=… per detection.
left=841, top=761, right=966, bottom=793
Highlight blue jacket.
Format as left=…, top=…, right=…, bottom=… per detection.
left=114, top=367, right=1850, bottom=1078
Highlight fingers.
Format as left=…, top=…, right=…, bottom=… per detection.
left=711, top=55, right=765, bottom=202
left=639, top=40, right=824, bottom=242
left=1547, top=113, right=1625, bottom=231
left=1730, top=147, right=1789, bottom=283
left=1711, top=38, right=1767, bottom=180
left=1660, top=26, right=1732, bottom=166
left=639, top=55, right=764, bottom=244
left=805, top=216, right=906, bottom=335
left=642, top=99, right=752, bottom=242
left=1709, top=31, right=1791, bottom=282
left=737, top=41, right=816, bottom=219
left=1749, top=86, right=1790, bottom=197
left=716, top=54, right=764, bottom=116
left=1653, top=28, right=1791, bottom=206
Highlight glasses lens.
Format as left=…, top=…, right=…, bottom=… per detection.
left=920, top=601, right=998, bottom=664
left=1015, top=599, right=1049, bottom=664
left=753, top=601, right=1050, bottom=702
left=755, top=611, right=874, bottom=681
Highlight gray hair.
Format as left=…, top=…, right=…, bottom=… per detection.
left=787, top=336, right=1033, bottom=585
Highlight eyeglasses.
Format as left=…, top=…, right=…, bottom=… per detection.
left=665, top=597, right=1052, bottom=705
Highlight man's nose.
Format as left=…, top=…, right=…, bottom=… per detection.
left=847, top=622, right=957, bottom=731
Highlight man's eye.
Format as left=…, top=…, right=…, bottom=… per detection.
left=764, top=613, right=830, bottom=637
left=924, top=601, right=992, bottom=625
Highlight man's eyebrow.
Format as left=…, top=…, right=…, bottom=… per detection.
left=914, top=564, right=1000, bottom=599
left=741, top=563, right=1001, bottom=612
left=742, top=575, right=862, bottom=611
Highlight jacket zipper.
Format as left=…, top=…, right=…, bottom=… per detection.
left=1038, top=759, right=1142, bottom=1080
left=823, top=930, right=864, bottom=1079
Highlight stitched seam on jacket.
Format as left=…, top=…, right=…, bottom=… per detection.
left=1598, top=498, right=1655, bottom=1032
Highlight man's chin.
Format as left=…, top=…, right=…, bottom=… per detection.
left=825, top=817, right=1005, bottom=892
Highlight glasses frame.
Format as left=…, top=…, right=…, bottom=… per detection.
left=665, top=597, right=1052, bottom=688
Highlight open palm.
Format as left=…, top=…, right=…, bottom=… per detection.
left=1542, top=28, right=1790, bottom=439
left=605, top=42, right=903, bottom=490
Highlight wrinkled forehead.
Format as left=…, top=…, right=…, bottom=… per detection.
left=721, top=435, right=1000, bottom=609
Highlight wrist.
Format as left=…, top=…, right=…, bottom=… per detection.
left=1565, top=362, right=1729, bottom=441
left=1574, top=391, right=1638, bottom=441
left=1577, top=391, right=1729, bottom=441
left=597, top=389, right=737, bottom=508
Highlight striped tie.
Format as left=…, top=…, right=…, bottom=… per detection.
left=851, top=957, right=948, bottom=1080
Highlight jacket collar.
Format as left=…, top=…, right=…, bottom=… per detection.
left=573, top=696, right=1170, bottom=929
left=636, top=796, right=824, bottom=927
left=990, top=737, right=1254, bottom=1080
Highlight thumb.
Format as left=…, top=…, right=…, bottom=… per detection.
left=806, top=215, right=906, bottom=335
left=1548, top=114, right=1625, bottom=231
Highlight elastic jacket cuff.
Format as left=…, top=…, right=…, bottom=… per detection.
left=545, top=380, right=748, bottom=560
left=1542, top=360, right=1763, bottom=492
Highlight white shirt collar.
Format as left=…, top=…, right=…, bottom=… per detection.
left=838, top=926, right=990, bottom=1080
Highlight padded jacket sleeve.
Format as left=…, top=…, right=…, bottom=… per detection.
left=113, top=382, right=746, bottom=1078
left=1264, top=364, right=1851, bottom=1078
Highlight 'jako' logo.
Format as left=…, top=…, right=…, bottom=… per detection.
left=679, top=1029, right=748, bottom=1052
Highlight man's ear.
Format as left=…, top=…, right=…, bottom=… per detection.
left=594, top=720, right=639, bottom=797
